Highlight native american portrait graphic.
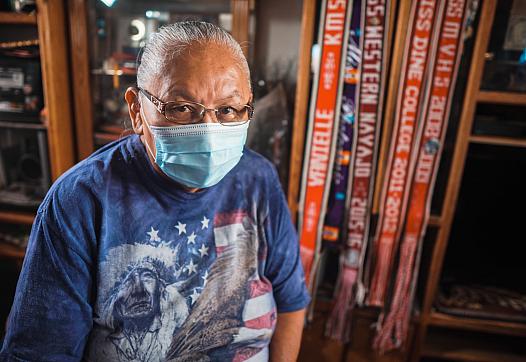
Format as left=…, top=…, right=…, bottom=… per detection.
left=86, top=211, right=277, bottom=362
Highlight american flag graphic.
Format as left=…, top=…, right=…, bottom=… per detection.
left=214, top=211, right=277, bottom=362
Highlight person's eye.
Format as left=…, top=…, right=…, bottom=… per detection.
left=173, top=104, right=194, bottom=113
left=218, top=106, right=237, bottom=115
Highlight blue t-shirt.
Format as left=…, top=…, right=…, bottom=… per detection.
left=0, top=135, right=310, bottom=362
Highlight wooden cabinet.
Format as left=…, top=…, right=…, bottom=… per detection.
left=414, top=0, right=526, bottom=360
left=0, top=0, right=75, bottom=261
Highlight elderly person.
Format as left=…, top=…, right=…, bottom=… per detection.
left=0, top=22, right=310, bottom=361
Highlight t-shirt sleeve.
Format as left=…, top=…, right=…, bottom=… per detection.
left=0, top=191, right=94, bottom=361
left=264, top=171, right=311, bottom=313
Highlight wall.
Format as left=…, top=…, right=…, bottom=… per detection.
left=254, top=0, right=303, bottom=86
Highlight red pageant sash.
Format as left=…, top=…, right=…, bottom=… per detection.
left=368, top=0, right=441, bottom=307
left=326, top=0, right=390, bottom=341
left=298, top=0, right=352, bottom=296
left=373, top=0, right=469, bottom=351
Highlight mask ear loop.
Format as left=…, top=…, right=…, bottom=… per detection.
left=139, top=104, right=158, bottom=161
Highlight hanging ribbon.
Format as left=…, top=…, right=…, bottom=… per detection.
left=322, top=0, right=363, bottom=248
left=325, top=0, right=391, bottom=341
left=373, top=0, right=469, bottom=351
left=298, top=0, right=352, bottom=302
left=368, top=0, right=441, bottom=308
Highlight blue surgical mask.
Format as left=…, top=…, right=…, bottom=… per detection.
left=141, top=110, right=249, bottom=188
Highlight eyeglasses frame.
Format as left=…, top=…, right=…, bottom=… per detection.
left=137, top=87, right=254, bottom=126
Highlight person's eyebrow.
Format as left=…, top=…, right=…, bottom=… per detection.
left=216, top=91, right=243, bottom=103
left=166, top=89, right=196, bottom=101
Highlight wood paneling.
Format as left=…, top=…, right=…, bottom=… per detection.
left=0, top=11, right=36, bottom=25
left=287, top=0, right=316, bottom=223
left=231, top=0, right=250, bottom=58
left=68, top=0, right=94, bottom=160
left=36, top=0, right=76, bottom=179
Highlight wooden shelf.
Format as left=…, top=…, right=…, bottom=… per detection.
left=429, top=311, right=526, bottom=338
left=477, top=91, right=526, bottom=106
left=0, top=242, right=26, bottom=260
left=469, top=135, right=526, bottom=148
left=422, top=328, right=526, bottom=362
left=0, top=11, right=36, bottom=25
left=0, top=210, right=35, bottom=225
left=0, top=120, right=46, bottom=130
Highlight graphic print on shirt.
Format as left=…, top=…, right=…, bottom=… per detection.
left=88, top=211, right=276, bottom=362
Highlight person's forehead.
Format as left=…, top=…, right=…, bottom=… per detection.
left=153, top=44, right=249, bottom=100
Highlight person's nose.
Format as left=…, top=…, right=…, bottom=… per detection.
left=201, top=108, right=220, bottom=124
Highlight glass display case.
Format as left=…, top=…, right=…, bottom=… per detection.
left=480, top=0, right=526, bottom=93
left=75, top=0, right=254, bottom=150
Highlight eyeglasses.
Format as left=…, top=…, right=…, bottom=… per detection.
left=138, top=87, right=253, bottom=126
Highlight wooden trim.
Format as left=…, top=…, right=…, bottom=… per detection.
left=0, top=120, right=46, bottom=130
left=429, top=312, right=526, bottom=338
left=469, top=135, right=526, bottom=148
left=287, top=0, right=317, bottom=223
left=477, top=90, right=526, bottom=106
left=231, top=0, right=250, bottom=58
left=0, top=242, right=25, bottom=260
left=68, top=0, right=94, bottom=160
left=36, top=0, right=76, bottom=180
left=0, top=11, right=36, bottom=25
left=0, top=211, right=35, bottom=225
left=372, top=0, right=411, bottom=214
left=411, top=0, right=499, bottom=360
left=422, top=327, right=526, bottom=362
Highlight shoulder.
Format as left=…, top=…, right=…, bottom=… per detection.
left=236, top=147, right=280, bottom=184
left=230, top=148, right=287, bottom=215
left=40, top=135, right=137, bottom=215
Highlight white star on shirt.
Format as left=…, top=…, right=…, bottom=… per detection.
left=202, top=270, right=209, bottom=286
left=187, top=232, right=197, bottom=245
left=175, top=221, right=187, bottom=235
left=201, top=216, right=210, bottom=229
left=198, top=244, right=209, bottom=257
left=190, top=289, right=200, bottom=305
left=147, top=227, right=161, bottom=242
left=186, top=259, right=197, bottom=275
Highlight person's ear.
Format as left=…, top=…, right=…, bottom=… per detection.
left=125, top=87, right=144, bottom=135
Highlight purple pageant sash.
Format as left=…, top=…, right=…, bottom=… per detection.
left=326, top=0, right=390, bottom=341
left=322, top=0, right=363, bottom=247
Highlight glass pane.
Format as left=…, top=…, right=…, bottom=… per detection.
left=87, top=0, right=232, bottom=146
left=0, top=128, right=50, bottom=210
left=473, top=103, right=526, bottom=138
left=480, top=0, right=526, bottom=93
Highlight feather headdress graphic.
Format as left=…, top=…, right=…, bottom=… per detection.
left=88, top=211, right=272, bottom=362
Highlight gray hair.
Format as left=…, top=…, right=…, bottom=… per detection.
left=137, top=21, right=250, bottom=89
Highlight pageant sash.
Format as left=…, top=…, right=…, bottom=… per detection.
left=373, top=0, right=469, bottom=351
left=322, top=0, right=362, bottom=247
left=299, top=0, right=352, bottom=294
left=326, top=0, right=390, bottom=341
left=368, top=0, right=441, bottom=307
